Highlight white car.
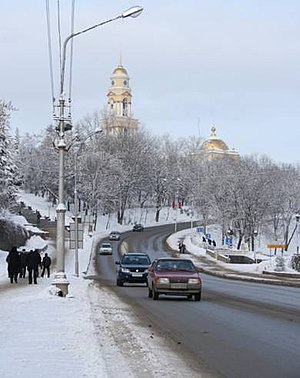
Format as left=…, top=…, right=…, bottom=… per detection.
left=98, top=242, right=113, bottom=255
left=109, top=231, right=121, bottom=241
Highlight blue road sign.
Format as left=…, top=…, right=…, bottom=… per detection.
left=225, top=236, right=233, bottom=246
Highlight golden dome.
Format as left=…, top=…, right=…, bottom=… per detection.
left=112, top=64, right=128, bottom=76
left=200, top=127, right=229, bottom=152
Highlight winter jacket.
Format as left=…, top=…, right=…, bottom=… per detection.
left=27, top=250, right=41, bottom=269
left=6, top=248, right=21, bottom=274
left=42, top=256, right=51, bottom=268
left=20, top=253, right=28, bottom=267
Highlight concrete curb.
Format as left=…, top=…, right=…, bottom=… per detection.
left=201, top=267, right=300, bottom=288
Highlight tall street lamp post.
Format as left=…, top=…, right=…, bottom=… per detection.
left=174, top=178, right=181, bottom=233
left=253, top=229, right=258, bottom=263
left=52, top=6, right=143, bottom=296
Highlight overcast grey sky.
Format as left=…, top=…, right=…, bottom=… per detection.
left=1, top=1, right=300, bottom=163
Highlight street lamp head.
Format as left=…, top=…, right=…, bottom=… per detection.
left=122, top=6, right=143, bottom=18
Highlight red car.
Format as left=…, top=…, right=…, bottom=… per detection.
left=147, top=258, right=202, bottom=301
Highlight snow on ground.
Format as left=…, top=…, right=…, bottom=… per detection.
left=167, top=227, right=300, bottom=275
left=1, top=191, right=299, bottom=377
left=0, top=192, right=208, bottom=377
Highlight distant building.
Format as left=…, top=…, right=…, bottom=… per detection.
left=101, top=62, right=139, bottom=135
left=197, top=126, right=239, bottom=160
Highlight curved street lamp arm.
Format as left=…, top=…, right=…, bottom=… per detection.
left=60, top=15, right=122, bottom=95
left=59, top=6, right=143, bottom=96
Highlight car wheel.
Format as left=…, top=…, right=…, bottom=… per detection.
left=116, top=279, right=124, bottom=287
left=152, top=286, right=159, bottom=300
left=187, top=294, right=193, bottom=300
left=194, top=291, right=201, bottom=301
left=148, top=287, right=152, bottom=298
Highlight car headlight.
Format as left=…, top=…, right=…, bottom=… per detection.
left=121, top=268, right=130, bottom=273
left=156, top=278, right=170, bottom=284
left=188, top=278, right=201, bottom=284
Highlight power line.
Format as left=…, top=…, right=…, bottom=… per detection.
left=68, top=0, right=76, bottom=119
left=45, top=0, right=55, bottom=114
left=57, top=0, right=62, bottom=73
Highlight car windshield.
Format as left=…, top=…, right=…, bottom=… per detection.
left=102, top=243, right=111, bottom=248
left=156, top=260, right=195, bottom=272
left=122, top=256, right=150, bottom=265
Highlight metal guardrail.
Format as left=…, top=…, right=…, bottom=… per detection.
left=206, top=248, right=230, bottom=263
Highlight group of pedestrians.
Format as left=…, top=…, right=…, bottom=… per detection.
left=6, top=247, right=51, bottom=284
left=202, top=236, right=217, bottom=248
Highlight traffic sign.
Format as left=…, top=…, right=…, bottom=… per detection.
left=225, top=236, right=233, bottom=246
left=267, top=244, right=286, bottom=249
left=69, top=223, right=84, bottom=249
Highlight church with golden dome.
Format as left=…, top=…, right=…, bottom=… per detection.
left=101, top=62, right=139, bottom=135
left=198, top=126, right=239, bottom=160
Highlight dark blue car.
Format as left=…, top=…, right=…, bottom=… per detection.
left=115, top=253, right=151, bottom=286
left=132, top=223, right=144, bottom=232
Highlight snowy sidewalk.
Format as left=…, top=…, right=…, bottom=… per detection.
left=0, top=275, right=106, bottom=378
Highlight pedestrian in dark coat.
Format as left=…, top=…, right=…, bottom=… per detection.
left=41, top=253, right=51, bottom=278
left=178, top=242, right=183, bottom=253
left=27, top=249, right=41, bottom=284
left=178, top=242, right=186, bottom=254
left=6, top=247, right=21, bottom=283
left=36, top=210, right=41, bottom=224
left=20, top=251, right=28, bottom=278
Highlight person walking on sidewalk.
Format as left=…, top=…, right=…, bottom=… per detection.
left=41, top=253, right=51, bottom=278
left=19, top=250, right=28, bottom=278
left=6, top=247, right=21, bottom=283
left=27, top=249, right=41, bottom=284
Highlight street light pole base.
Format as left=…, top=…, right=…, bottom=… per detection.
left=52, top=272, right=70, bottom=297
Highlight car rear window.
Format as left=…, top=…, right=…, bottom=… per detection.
left=156, top=260, right=195, bottom=272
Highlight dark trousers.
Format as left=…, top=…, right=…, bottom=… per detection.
left=10, top=273, right=18, bottom=283
left=41, top=266, right=50, bottom=278
left=28, top=268, right=38, bottom=284
left=20, top=266, right=26, bottom=278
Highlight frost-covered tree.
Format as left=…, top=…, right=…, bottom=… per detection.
left=0, top=100, right=17, bottom=212
left=276, top=164, right=300, bottom=250
left=11, top=128, right=23, bottom=187
left=16, top=108, right=300, bottom=245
